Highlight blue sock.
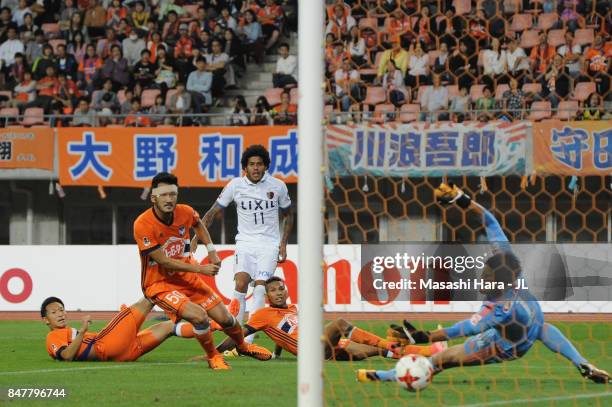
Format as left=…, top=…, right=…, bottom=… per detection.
left=375, top=368, right=397, bottom=382
left=539, top=323, right=587, bottom=367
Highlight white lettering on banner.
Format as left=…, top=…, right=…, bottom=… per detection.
left=0, top=245, right=609, bottom=313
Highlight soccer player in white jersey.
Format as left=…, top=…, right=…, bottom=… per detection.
left=203, top=144, right=294, bottom=347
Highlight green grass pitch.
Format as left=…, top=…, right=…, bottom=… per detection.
left=0, top=320, right=610, bottom=406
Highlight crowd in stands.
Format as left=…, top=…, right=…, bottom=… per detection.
left=0, top=0, right=609, bottom=127
left=325, top=0, right=611, bottom=123
left=0, top=0, right=298, bottom=126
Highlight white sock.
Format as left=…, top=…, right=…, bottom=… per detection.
left=234, top=290, right=247, bottom=323
left=174, top=322, right=188, bottom=337
left=385, top=350, right=393, bottom=358
left=246, top=285, right=267, bottom=344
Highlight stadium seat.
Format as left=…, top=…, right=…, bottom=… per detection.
left=503, top=0, right=522, bottom=15
left=48, top=39, right=66, bottom=54
left=446, top=85, right=460, bottom=99
left=547, top=29, right=566, bottom=47
left=164, top=89, right=178, bottom=107
left=363, top=87, right=386, bottom=107
left=554, top=100, right=579, bottom=120
left=0, top=90, right=12, bottom=100
left=571, top=82, right=596, bottom=102
left=183, top=4, right=199, bottom=18
left=20, top=108, right=44, bottom=126
left=511, top=14, right=533, bottom=32
left=141, top=89, right=161, bottom=108
left=0, top=107, right=19, bottom=126
left=358, top=51, right=382, bottom=78
left=41, top=23, right=60, bottom=37
left=416, top=86, right=431, bottom=104
left=373, top=103, right=395, bottom=123
left=358, top=18, right=377, bottom=31
left=453, top=0, right=471, bottom=16
left=574, top=29, right=594, bottom=46
left=117, top=89, right=127, bottom=105
left=427, top=50, right=441, bottom=66
left=520, top=30, right=540, bottom=49
left=264, top=88, right=284, bottom=106
left=470, top=84, right=486, bottom=101
left=522, top=83, right=542, bottom=95
left=537, top=13, right=558, bottom=31
left=290, top=88, right=299, bottom=104
left=527, top=101, right=551, bottom=121
left=399, top=104, right=420, bottom=123
left=495, top=84, right=510, bottom=100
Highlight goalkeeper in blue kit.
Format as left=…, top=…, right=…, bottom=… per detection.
left=358, top=183, right=611, bottom=384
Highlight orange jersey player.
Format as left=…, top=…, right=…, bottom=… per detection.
left=42, top=296, right=193, bottom=362
left=206, top=277, right=446, bottom=361
left=133, top=172, right=271, bottom=369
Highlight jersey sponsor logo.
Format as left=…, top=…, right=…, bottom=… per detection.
left=162, top=237, right=186, bottom=259
left=143, top=237, right=151, bottom=246
left=239, top=199, right=276, bottom=211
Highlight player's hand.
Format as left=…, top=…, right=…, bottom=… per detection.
left=388, top=320, right=431, bottom=344
left=434, top=183, right=472, bottom=208
left=80, top=315, right=92, bottom=333
left=278, top=244, right=287, bottom=263
left=197, top=263, right=220, bottom=276
left=208, top=250, right=221, bottom=267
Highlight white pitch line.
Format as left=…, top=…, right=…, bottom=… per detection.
left=454, top=391, right=612, bottom=407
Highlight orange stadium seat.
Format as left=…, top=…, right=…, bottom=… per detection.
left=574, top=29, right=594, bottom=46
left=399, top=104, right=420, bottom=123
left=554, top=100, right=579, bottom=120
left=520, top=30, right=540, bottom=49
left=547, top=29, right=566, bottom=47
left=470, top=84, right=486, bottom=101
left=183, top=5, right=199, bottom=19
left=0, top=90, right=12, bottom=100
left=453, top=0, right=471, bottom=16
left=511, top=14, right=533, bottom=32
left=495, top=84, right=510, bottom=100
left=446, top=85, right=460, bottom=99
left=522, top=83, right=542, bottom=95
left=0, top=107, right=19, bottom=126
left=42, top=23, right=60, bottom=38
left=358, top=17, right=377, bottom=31
left=20, top=108, right=44, bottom=126
left=537, top=13, right=558, bottom=31
left=264, top=88, right=284, bottom=106
left=416, top=85, right=431, bottom=104
left=363, top=87, right=386, bottom=107
left=373, top=103, right=395, bottom=123
left=141, top=89, right=161, bottom=108
left=527, top=101, right=551, bottom=121
left=164, top=89, right=178, bottom=107
left=572, top=82, right=596, bottom=102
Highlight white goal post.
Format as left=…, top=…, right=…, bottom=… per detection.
left=297, top=0, right=325, bottom=406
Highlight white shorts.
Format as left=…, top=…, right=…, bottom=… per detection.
left=234, top=242, right=279, bottom=282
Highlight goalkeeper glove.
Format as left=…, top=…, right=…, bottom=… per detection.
left=434, top=183, right=472, bottom=209
left=387, top=320, right=432, bottom=344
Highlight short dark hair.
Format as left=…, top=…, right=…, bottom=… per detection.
left=485, top=252, right=521, bottom=285
left=279, top=42, right=289, bottom=50
left=151, top=172, right=178, bottom=189
left=41, top=297, right=64, bottom=317
left=264, top=276, right=284, bottom=291
left=196, top=56, right=206, bottom=64
left=241, top=144, right=270, bottom=170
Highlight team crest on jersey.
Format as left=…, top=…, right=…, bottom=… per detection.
left=51, top=344, right=57, bottom=350
left=178, top=226, right=185, bottom=236
left=267, top=191, right=274, bottom=199
left=143, top=237, right=150, bottom=246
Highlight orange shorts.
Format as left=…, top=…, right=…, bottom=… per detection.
left=145, top=276, right=222, bottom=323
left=94, top=306, right=147, bottom=362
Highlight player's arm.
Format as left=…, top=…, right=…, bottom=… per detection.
left=58, top=315, right=91, bottom=361
left=202, top=202, right=224, bottom=228
left=278, top=206, right=293, bottom=263
left=148, top=248, right=220, bottom=275
left=216, top=325, right=257, bottom=352
left=192, top=218, right=221, bottom=266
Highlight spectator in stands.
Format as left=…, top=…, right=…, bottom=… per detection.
left=25, top=29, right=44, bottom=64
left=123, top=30, right=146, bottom=67
left=162, top=11, right=181, bottom=48
left=271, top=90, right=297, bottom=125
left=55, top=44, right=78, bottom=81
left=334, top=58, right=361, bottom=112
left=0, top=7, right=12, bottom=42
left=506, top=37, right=530, bottom=84
left=259, top=0, right=283, bottom=51
left=432, top=42, right=450, bottom=82
left=420, top=74, right=448, bottom=121
left=377, top=40, right=409, bottom=81
left=99, top=45, right=130, bottom=90
left=530, top=33, right=556, bottom=78
left=382, top=60, right=407, bottom=108
left=68, top=31, right=87, bottom=65
left=159, top=0, right=185, bottom=21
left=53, top=71, right=80, bottom=113
left=0, top=26, right=23, bottom=71
left=71, top=97, right=98, bottom=126
left=387, top=8, right=412, bottom=48
left=434, top=6, right=464, bottom=49
left=148, top=94, right=168, bottom=126
left=92, top=78, right=119, bottom=112
left=406, top=43, right=429, bottom=89
left=346, top=25, right=366, bottom=67
left=273, top=42, right=297, bottom=88
left=26, top=65, right=58, bottom=113
left=64, top=12, right=88, bottom=45
left=107, top=0, right=128, bottom=30
left=413, top=6, right=432, bottom=50
left=251, top=95, right=272, bottom=125
left=230, top=95, right=251, bottom=125
left=32, top=44, right=55, bottom=80
left=217, top=7, right=238, bottom=32
left=580, top=92, right=604, bottom=120
left=239, top=9, right=264, bottom=65
left=449, top=86, right=470, bottom=122
left=167, top=81, right=191, bottom=125
left=381, top=0, right=398, bottom=13
left=502, top=78, right=525, bottom=121
left=449, top=40, right=477, bottom=90
left=131, top=1, right=150, bottom=33
left=146, top=32, right=166, bottom=64
left=327, top=40, right=347, bottom=75
left=224, top=29, right=245, bottom=73
left=120, top=88, right=134, bottom=115
left=97, top=28, right=120, bottom=59
left=584, top=34, right=611, bottom=96
left=19, top=13, right=36, bottom=39
left=542, top=0, right=557, bottom=14
left=124, top=97, right=151, bottom=127
left=154, top=52, right=177, bottom=91
left=475, top=86, right=496, bottom=120
left=482, top=38, right=508, bottom=89
left=541, top=54, right=571, bottom=108
left=77, top=43, right=101, bottom=94
left=467, top=8, right=488, bottom=52
left=133, top=49, right=157, bottom=89
left=187, top=56, right=212, bottom=114
left=560, top=0, right=580, bottom=32
left=84, top=0, right=107, bottom=38
left=205, top=38, right=234, bottom=97
left=6, top=51, right=26, bottom=89
left=11, top=70, right=35, bottom=108
left=12, top=0, right=30, bottom=28
left=557, top=31, right=582, bottom=78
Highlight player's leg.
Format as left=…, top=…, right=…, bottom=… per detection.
left=132, top=320, right=176, bottom=358
left=231, top=243, right=256, bottom=323
left=246, top=246, right=278, bottom=343
left=180, top=301, right=230, bottom=369
left=539, top=322, right=611, bottom=383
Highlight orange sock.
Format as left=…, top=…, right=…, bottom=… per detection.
left=223, top=320, right=246, bottom=349
left=404, top=345, right=433, bottom=357
left=195, top=329, right=219, bottom=358
left=136, top=329, right=163, bottom=355
left=349, top=327, right=386, bottom=348
left=175, top=322, right=195, bottom=338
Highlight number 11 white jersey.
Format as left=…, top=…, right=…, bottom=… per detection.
left=216, top=172, right=291, bottom=244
